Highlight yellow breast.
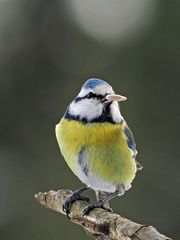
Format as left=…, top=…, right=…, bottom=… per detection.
left=56, top=119, right=136, bottom=185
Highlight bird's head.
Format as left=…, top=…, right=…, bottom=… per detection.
left=65, top=78, right=127, bottom=124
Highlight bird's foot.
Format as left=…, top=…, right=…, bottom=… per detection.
left=63, top=192, right=90, bottom=218
left=83, top=200, right=113, bottom=216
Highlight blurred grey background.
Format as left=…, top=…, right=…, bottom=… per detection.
left=0, top=0, right=179, bottom=239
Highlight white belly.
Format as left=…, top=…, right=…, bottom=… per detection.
left=77, top=162, right=116, bottom=192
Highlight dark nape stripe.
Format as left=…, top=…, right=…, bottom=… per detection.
left=65, top=112, right=116, bottom=124
left=64, top=103, right=122, bottom=125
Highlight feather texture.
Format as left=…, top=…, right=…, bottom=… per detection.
left=56, top=119, right=137, bottom=192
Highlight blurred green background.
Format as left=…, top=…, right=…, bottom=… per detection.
left=0, top=0, right=179, bottom=239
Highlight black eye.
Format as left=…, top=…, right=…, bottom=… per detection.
left=97, top=95, right=104, bottom=100
left=87, top=92, right=94, bottom=98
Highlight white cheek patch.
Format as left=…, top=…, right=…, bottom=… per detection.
left=110, top=101, right=123, bottom=123
left=69, top=99, right=103, bottom=121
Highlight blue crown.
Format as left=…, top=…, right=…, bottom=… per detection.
left=82, top=78, right=110, bottom=89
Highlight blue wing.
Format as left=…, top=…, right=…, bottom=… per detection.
left=123, top=122, right=137, bottom=157
left=123, top=121, right=143, bottom=170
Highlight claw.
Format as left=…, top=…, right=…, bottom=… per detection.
left=78, top=195, right=91, bottom=203
left=63, top=193, right=91, bottom=218
left=83, top=201, right=113, bottom=216
left=101, top=206, right=113, bottom=213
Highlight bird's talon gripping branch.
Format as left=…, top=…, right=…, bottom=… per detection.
left=63, top=194, right=91, bottom=217
left=82, top=201, right=113, bottom=216
left=63, top=187, right=91, bottom=217
left=103, top=206, right=113, bottom=213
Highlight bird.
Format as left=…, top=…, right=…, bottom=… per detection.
left=55, top=78, right=142, bottom=217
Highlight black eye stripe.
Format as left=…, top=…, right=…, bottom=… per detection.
left=86, top=92, right=94, bottom=98
left=87, top=92, right=105, bottom=99
left=75, top=92, right=107, bottom=102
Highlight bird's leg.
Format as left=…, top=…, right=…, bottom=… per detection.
left=95, top=190, right=110, bottom=209
left=63, top=186, right=91, bottom=218
left=83, top=185, right=125, bottom=216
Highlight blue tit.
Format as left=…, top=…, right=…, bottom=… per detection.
left=55, top=78, right=142, bottom=216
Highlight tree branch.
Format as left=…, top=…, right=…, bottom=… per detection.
left=34, top=189, right=171, bottom=240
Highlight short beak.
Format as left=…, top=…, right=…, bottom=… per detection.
left=104, top=93, right=127, bottom=103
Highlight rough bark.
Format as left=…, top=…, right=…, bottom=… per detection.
left=34, top=189, right=171, bottom=240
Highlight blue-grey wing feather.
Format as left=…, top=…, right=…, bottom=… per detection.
left=123, top=122, right=137, bottom=157
left=123, top=122, right=143, bottom=170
